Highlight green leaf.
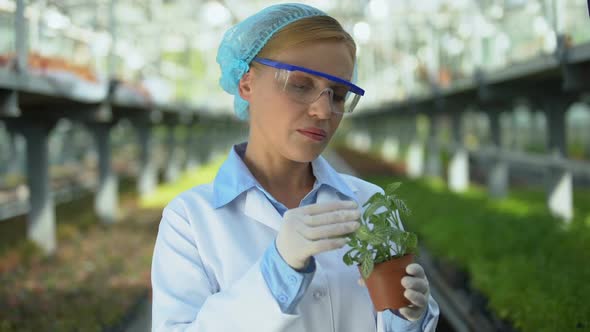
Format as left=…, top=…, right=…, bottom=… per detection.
left=363, top=192, right=386, bottom=207
left=341, top=181, right=419, bottom=271
left=404, top=232, right=418, bottom=254
left=352, top=251, right=363, bottom=261
left=356, top=225, right=372, bottom=241
left=385, top=182, right=401, bottom=196
left=392, top=197, right=411, bottom=216
left=385, top=227, right=404, bottom=241
left=372, top=212, right=389, bottom=227
left=362, top=193, right=387, bottom=220
left=343, top=253, right=353, bottom=266
left=368, top=228, right=388, bottom=246
left=361, top=255, right=374, bottom=279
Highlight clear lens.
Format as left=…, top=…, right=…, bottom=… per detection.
left=275, top=69, right=361, bottom=114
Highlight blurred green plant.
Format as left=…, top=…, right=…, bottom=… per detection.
left=140, top=154, right=224, bottom=208
left=368, top=175, right=590, bottom=332
left=568, top=140, right=588, bottom=160
left=0, top=167, right=219, bottom=331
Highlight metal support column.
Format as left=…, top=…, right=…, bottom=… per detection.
left=5, top=124, right=25, bottom=174
left=381, top=118, right=400, bottom=162
left=448, top=112, right=469, bottom=192
left=211, top=122, right=225, bottom=160
left=136, top=122, right=157, bottom=197
left=1, top=91, right=20, bottom=118
left=184, top=123, right=199, bottom=170
left=544, top=99, right=573, bottom=222
left=363, top=122, right=374, bottom=154
left=407, top=115, right=424, bottom=179
left=425, top=112, right=441, bottom=178
left=487, top=110, right=508, bottom=198
left=165, top=124, right=181, bottom=182
left=89, top=123, right=118, bottom=223
left=21, top=122, right=57, bottom=254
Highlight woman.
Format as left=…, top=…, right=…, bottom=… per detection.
left=151, top=3, right=439, bottom=331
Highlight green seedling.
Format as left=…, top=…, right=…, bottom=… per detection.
left=342, top=182, right=418, bottom=278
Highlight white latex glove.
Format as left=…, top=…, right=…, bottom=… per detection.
left=358, top=263, right=430, bottom=321
left=276, top=200, right=361, bottom=270
left=399, top=263, right=430, bottom=321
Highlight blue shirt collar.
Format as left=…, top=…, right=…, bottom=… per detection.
left=213, top=142, right=355, bottom=209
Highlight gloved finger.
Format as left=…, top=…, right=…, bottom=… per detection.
left=299, top=221, right=359, bottom=240
left=406, top=263, right=426, bottom=279
left=399, top=306, right=424, bottom=322
left=297, top=200, right=358, bottom=216
left=401, top=276, right=428, bottom=294
left=304, top=209, right=360, bottom=227
left=404, top=289, right=428, bottom=308
left=307, top=237, right=349, bottom=255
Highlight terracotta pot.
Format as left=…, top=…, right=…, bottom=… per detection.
left=360, top=254, right=414, bottom=311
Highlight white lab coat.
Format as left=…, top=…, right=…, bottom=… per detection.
left=151, top=172, right=439, bottom=331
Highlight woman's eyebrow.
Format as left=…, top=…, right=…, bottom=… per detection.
left=292, top=70, right=316, bottom=78
left=331, top=82, right=349, bottom=90
left=291, top=70, right=351, bottom=90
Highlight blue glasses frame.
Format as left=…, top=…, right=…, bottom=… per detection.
left=252, top=57, right=365, bottom=96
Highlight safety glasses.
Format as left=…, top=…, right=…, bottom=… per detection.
left=253, top=57, right=364, bottom=114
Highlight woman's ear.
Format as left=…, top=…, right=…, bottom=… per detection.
left=238, top=70, right=254, bottom=102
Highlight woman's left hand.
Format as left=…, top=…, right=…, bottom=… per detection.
left=358, top=262, right=429, bottom=321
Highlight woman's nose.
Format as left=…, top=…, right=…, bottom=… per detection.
left=308, top=89, right=333, bottom=118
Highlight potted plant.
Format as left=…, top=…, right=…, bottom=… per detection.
left=342, top=182, right=418, bottom=311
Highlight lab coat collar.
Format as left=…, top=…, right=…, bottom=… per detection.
left=312, top=152, right=357, bottom=199
left=243, top=179, right=359, bottom=232
left=212, top=142, right=259, bottom=209
left=213, top=141, right=359, bottom=231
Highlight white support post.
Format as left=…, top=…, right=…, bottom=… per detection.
left=360, top=122, right=373, bottom=154
left=407, top=116, right=424, bottom=178
left=1, top=91, right=20, bottom=118
left=487, top=110, right=508, bottom=198
left=208, top=123, right=222, bottom=161
left=198, top=124, right=213, bottom=165
left=380, top=118, right=399, bottom=162
left=399, top=116, right=413, bottom=161
left=544, top=100, right=573, bottom=222
left=381, top=136, right=400, bottom=163
left=165, top=124, right=181, bottom=182
left=22, top=122, right=56, bottom=254
left=6, top=125, right=25, bottom=174
left=547, top=171, right=573, bottom=221
left=448, top=112, right=469, bottom=192
left=184, top=124, right=199, bottom=171
left=407, top=141, right=424, bottom=179
left=425, top=113, right=441, bottom=178
left=89, top=123, right=118, bottom=224
left=136, top=122, right=157, bottom=197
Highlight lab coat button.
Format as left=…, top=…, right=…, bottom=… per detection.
left=278, top=294, right=288, bottom=303
left=288, top=275, right=297, bottom=283
left=313, top=291, right=324, bottom=299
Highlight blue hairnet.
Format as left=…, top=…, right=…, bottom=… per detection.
left=216, top=3, right=327, bottom=121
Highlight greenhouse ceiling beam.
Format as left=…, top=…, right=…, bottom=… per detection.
left=355, top=40, right=590, bottom=119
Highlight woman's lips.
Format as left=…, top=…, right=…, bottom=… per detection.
left=297, top=130, right=326, bottom=142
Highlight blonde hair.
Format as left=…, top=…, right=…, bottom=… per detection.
left=256, top=16, right=356, bottom=62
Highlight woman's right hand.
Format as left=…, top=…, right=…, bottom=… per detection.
left=276, top=200, right=361, bottom=270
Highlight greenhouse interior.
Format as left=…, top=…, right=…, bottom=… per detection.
left=0, top=0, right=589, bottom=331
